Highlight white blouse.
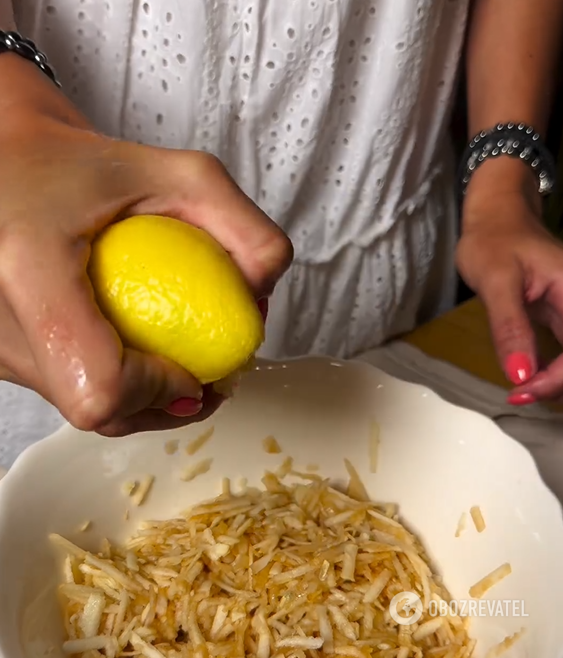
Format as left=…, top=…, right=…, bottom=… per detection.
left=0, top=0, right=470, bottom=465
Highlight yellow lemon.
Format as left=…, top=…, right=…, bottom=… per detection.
left=88, top=214, right=264, bottom=384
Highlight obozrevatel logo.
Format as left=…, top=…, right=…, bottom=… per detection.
left=388, top=592, right=423, bottom=625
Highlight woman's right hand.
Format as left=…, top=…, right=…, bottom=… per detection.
left=0, top=55, right=293, bottom=437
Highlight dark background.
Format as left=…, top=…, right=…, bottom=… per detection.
left=451, top=52, right=563, bottom=304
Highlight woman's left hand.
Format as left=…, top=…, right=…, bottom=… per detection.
left=457, top=185, right=563, bottom=405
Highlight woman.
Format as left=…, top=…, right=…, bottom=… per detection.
left=0, top=0, right=562, bottom=448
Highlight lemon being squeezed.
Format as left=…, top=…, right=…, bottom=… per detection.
left=88, top=215, right=264, bottom=386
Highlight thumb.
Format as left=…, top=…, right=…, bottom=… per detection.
left=0, top=232, right=202, bottom=432
left=479, top=268, right=537, bottom=385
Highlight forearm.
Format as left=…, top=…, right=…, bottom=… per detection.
left=464, top=0, right=563, bottom=206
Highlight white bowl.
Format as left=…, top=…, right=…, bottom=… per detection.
left=0, top=357, right=562, bottom=658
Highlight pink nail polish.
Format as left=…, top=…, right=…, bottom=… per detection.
left=166, top=397, right=203, bottom=417
left=257, top=298, right=269, bottom=323
left=507, top=392, right=537, bottom=406
left=505, top=353, right=533, bottom=385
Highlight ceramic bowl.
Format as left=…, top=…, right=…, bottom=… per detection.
left=0, top=357, right=562, bottom=658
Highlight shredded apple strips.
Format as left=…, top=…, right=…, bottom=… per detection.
left=52, top=472, right=474, bottom=658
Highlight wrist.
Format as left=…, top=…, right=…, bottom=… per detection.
left=0, top=53, right=88, bottom=132
left=462, top=157, right=542, bottom=224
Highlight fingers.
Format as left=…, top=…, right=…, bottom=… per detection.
left=509, top=354, right=563, bottom=402
left=117, top=349, right=203, bottom=418
left=0, top=233, right=202, bottom=432
left=97, top=386, right=224, bottom=437
left=479, top=267, right=538, bottom=386
left=509, top=292, right=563, bottom=403
left=135, top=149, right=294, bottom=298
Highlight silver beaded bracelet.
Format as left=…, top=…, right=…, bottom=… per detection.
left=458, top=123, right=556, bottom=199
left=0, top=29, right=61, bottom=88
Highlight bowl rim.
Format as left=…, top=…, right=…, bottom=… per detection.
left=1, top=354, right=563, bottom=658
left=0, top=355, right=561, bottom=524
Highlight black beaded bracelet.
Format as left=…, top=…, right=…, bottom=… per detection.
left=458, top=123, right=556, bottom=200
left=0, top=30, right=61, bottom=88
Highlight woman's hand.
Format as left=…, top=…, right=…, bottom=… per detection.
left=0, top=56, right=292, bottom=436
left=457, top=168, right=563, bottom=405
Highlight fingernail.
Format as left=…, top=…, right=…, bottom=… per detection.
left=507, top=392, right=537, bottom=406
left=257, top=298, right=269, bottom=323
left=505, top=353, right=534, bottom=385
left=166, top=397, right=203, bottom=417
